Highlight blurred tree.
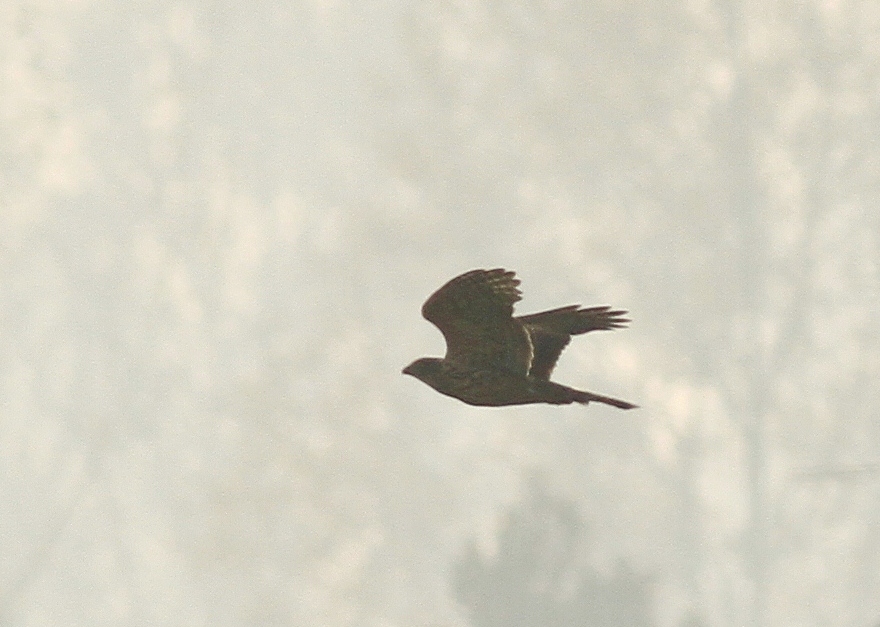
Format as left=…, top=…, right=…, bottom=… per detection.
left=452, top=479, right=653, bottom=627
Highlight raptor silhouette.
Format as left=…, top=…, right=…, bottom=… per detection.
left=403, top=269, right=637, bottom=409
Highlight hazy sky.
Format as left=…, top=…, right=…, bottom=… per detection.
left=2, top=2, right=879, bottom=626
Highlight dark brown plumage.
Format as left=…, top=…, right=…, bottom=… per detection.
left=403, top=269, right=637, bottom=409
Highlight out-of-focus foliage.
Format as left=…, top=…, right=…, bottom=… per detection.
left=453, top=478, right=653, bottom=627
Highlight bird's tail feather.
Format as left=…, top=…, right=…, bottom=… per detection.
left=570, top=388, right=638, bottom=410
left=540, top=380, right=637, bottom=409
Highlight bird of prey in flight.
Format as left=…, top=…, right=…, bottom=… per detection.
left=403, top=269, right=637, bottom=409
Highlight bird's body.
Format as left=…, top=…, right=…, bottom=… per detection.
left=403, top=269, right=637, bottom=409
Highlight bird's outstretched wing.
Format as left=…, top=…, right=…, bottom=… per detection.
left=518, top=305, right=630, bottom=380
left=421, top=269, right=532, bottom=373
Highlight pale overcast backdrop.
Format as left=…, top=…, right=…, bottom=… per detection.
left=2, top=2, right=880, bottom=626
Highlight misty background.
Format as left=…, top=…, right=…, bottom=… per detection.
left=2, top=1, right=879, bottom=626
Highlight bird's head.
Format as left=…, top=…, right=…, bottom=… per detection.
left=402, top=357, right=444, bottom=386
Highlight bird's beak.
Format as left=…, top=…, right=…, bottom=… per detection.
left=402, top=365, right=412, bottom=376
